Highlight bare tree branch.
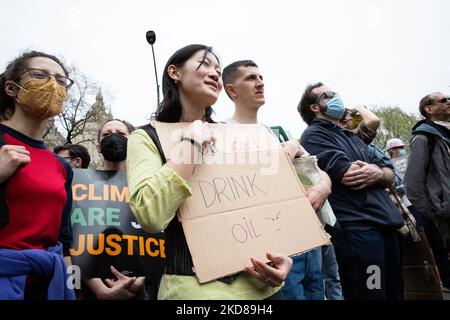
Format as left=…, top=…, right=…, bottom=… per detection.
left=52, top=65, right=111, bottom=145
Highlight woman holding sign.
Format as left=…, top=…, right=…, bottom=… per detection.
left=0, top=51, right=74, bottom=299
left=81, top=119, right=149, bottom=300
left=127, top=44, right=292, bottom=299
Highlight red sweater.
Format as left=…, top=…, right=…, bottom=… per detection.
left=0, top=124, right=73, bottom=255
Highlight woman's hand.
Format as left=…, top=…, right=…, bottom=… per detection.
left=245, top=252, right=293, bottom=287
left=99, top=266, right=140, bottom=300
left=0, top=145, right=30, bottom=183
left=182, top=120, right=216, bottom=148
left=170, top=120, right=216, bottom=180
left=128, top=276, right=146, bottom=294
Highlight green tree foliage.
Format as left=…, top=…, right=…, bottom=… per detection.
left=370, top=105, right=420, bottom=150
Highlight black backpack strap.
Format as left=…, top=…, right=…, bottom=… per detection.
left=140, top=124, right=167, bottom=164
left=0, top=130, right=10, bottom=229
left=421, top=132, right=436, bottom=176
left=138, top=123, right=239, bottom=283
left=139, top=123, right=195, bottom=276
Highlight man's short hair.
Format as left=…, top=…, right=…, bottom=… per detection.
left=298, top=82, right=324, bottom=125
left=54, top=144, right=91, bottom=168
left=419, top=94, right=434, bottom=119
left=222, top=60, right=258, bottom=99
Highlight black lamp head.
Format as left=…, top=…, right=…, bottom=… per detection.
left=146, top=30, right=156, bottom=45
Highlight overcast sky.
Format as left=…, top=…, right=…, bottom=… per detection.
left=1, top=0, right=449, bottom=137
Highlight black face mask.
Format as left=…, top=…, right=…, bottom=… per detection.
left=100, top=133, right=128, bottom=162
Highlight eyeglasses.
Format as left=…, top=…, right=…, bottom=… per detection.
left=315, top=91, right=337, bottom=105
left=17, top=68, right=74, bottom=90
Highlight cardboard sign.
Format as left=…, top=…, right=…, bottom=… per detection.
left=154, top=122, right=330, bottom=283
left=69, top=169, right=165, bottom=279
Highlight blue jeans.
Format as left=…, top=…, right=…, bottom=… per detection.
left=282, top=248, right=324, bottom=300
left=332, top=228, right=403, bottom=300
left=319, top=244, right=343, bottom=300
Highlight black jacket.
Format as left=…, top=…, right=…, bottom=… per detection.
left=301, top=118, right=403, bottom=230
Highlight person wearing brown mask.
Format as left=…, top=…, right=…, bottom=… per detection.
left=0, top=51, right=75, bottom=300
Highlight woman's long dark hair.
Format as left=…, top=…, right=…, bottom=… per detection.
left=153, top=44, right=219, bottom=123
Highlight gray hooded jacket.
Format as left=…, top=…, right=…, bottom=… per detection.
left=404, top=120, right=450, bottom=218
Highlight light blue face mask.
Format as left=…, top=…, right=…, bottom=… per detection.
left=324, top=96, right=346, bottom=120
left=398, top=148, right=407, bottom=157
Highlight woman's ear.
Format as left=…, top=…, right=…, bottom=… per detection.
left=4, top=81, right=19, bottom=98
left=167, top=64, right=180, bottom=82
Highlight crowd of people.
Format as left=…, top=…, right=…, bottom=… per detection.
left=0, top=45, right=449, bottom=300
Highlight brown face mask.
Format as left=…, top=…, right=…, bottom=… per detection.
left=15, top=79, right=67, bottom=119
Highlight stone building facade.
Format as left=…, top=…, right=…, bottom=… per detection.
left=44, top=92, right=112, bottom=168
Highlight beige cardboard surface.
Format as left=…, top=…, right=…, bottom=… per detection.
left=179, top=151, right=303, bottom=219
left=154, top=121, right=330, bottom=283
left=184, top=197, right=330, bottom=282
left=153, top=122, right=280, bottom=161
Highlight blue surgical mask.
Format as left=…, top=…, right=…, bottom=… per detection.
left=398, top=148, right=407, bottom=157
left=324, top=96, right=346, bottom=120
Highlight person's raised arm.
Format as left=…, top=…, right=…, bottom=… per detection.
left=351, top=105, right=380, bottom=132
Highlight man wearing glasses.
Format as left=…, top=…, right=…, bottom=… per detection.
left=404, top=92, right=450, bottom=292
left=54, top=144, right=91, bottom=169
left=297, top=82, right=404, bottom=300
